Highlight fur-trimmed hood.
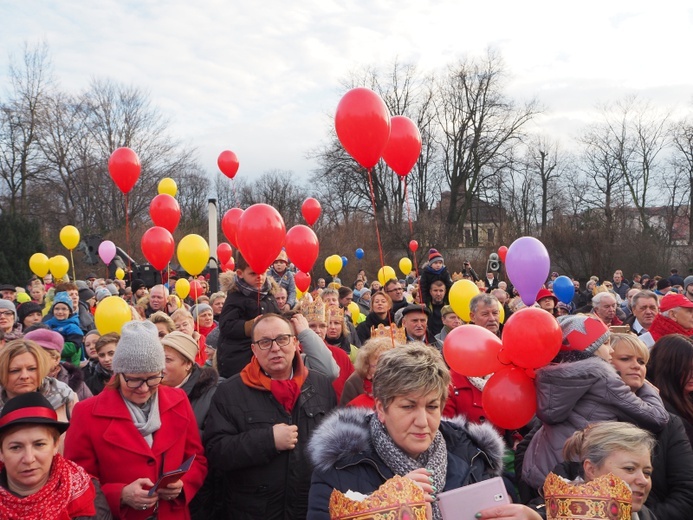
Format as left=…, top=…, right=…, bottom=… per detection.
left=308, top=407, right=505, bottom=476
left=219, top=271, right=236, bottom=292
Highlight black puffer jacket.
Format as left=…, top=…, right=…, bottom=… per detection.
left=180, top=364, right=219, bottom=431
left=306, top=407, right=506, bottom=519
left=203, top=370, right=336, bottom=519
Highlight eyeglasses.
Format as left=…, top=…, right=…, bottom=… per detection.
left=0, top=311, right=14, bottom=318
left=122, top=375, right=164, bottom=389
left=253, top=334, right=294, bottom=350
left=386, top=288, right=403, bottom=293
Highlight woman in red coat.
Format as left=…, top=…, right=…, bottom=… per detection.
left=64, top=321, right=207, bottom=519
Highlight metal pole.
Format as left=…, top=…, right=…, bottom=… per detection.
left=208, top=198, right=219, bottom=293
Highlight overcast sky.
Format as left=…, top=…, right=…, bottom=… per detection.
left=3, top=1, right=693, bottom=184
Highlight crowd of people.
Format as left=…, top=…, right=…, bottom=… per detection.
left=0, top=248, right=692, bottom=518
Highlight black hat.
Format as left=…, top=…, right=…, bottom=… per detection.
left=0, top=284, right=16, bottom=292
left=131, top=279, right=146, bottom=293
left=657, top=278, right=672, bottom=291
left=400, top=304, right=431, bottom=317
left=17, top=301, right=43, bottom=325
left=0, top=392, right=69, bottom=435
left=79, top=287, right=95, bottom=302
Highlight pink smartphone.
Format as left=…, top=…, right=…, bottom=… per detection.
left=437, top=477, right=511, bottom=519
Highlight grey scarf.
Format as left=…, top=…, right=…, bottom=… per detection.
left=122, top=389, right=161, bottom=447
left=369, top=414, right=448, bottom=520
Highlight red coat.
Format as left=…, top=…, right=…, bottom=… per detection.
left=64, top=385, right=208, bottom=519
left=443, top=371, right=504, bottom=435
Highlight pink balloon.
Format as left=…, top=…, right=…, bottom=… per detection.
left=98, top=241, right=116, bottom=265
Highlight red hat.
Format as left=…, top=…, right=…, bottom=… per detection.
left=659, top=293, right=693, bottom=312
left=428, top=248, right=443, bottom=263
left=536, top=288, right=558, bottom=305
left=559, top=315, right=610, bottom=354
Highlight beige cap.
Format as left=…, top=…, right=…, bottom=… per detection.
left=161, top=331, right=198, bottom=364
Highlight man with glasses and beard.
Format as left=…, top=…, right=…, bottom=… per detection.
left=384, top=279, right=408, bottom=314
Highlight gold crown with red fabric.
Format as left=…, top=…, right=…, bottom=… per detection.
left=543, top=472, right=632, bottom=520
left=327, top=305, right=344, bottom=321
left=328, top=475, right=427, bottom=520
left=370, top=323, right=406, bottom=345
left=301, top=296, right=326, bottom=323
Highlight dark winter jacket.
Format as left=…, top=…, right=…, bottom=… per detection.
left=56, top=363, right=93, bottom=402
left=355, top=311, right=393, bottom=344
left=203, top=370, right=337, bottom=519
left=180, top=364, right=219, bottom=431
left=522, top=357, right=669, bottom=490
left=217, top=276, right=281, bottom=378
left=306, top=407, right=506, bottom=519
left=419, top=265, right=453, bottom=306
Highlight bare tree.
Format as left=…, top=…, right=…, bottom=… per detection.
left=671, top=117, right=693, bottom=244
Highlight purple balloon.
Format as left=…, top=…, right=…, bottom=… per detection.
left=98, top=240, right=116, bottom=265
left=506, top=237, right=550, bottom=306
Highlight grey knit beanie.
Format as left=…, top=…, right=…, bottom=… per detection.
left=684, top=276, right=693, bottom=291
left=205, top=327, right=220, bottom=350
left=112, top=320, right=164, bottom=374
left=0, top=300, right=17, bottom=320
left=191, top=303, right=213, bottom=321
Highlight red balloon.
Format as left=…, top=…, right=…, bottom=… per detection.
left=190, top=280, right=204, bottom=300
left=221, top=208, right=244, bottom=249
left=222, top=259, right=235, bottom=272
left=217, top=243, right=233, bottom=265
left=382, top=116, right=422, bottom=177
left=302, top=198, right=321, bottom=226
left=149, top=194, right=180, bottom=234
left=140, top=227, right=174, bottom=271
left=443, top=324, right=505, bottom=377
left=409, top=240, right=419, bottom=253
left=218, top=150, right=239, bottom=179
left=108, top=147, right=141, bottom=194
left=235, top=204, right=286, bottom=274
left=501, top=308, right=562, bottom=369
left=285, top=225, right=319, bottom=273
left=295, top=271, right=311, bottom=292
left=498, top=246, right=508, bottom=263
left=335, top=88, right=391, bottom=169
left=482, top=367, right=536, bottom=430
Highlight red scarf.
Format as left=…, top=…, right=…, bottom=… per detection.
left=240, top=354, right=308, bottom=413
left=0, top=454, right=95, bottom=520
left=648, top=314, right=693, bottom=342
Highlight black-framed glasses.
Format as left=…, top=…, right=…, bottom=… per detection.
left=122, top=375, right=164, bottom=389
left=0, top=311, right=14, bottom=318
left=253, top=334, right=294, bottom=350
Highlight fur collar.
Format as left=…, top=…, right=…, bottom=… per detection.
left=308, top=407, right=505, bottom=475
left=536, top=355, right=617, bottom=379
left=219, top=272, right=236, bottom=292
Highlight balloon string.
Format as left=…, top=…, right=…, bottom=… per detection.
left=232, top=180, right=239, bottom=208
left=69, top=250, right=76, bottom=282
left=125, top=193, right=132, bottom=280
left=402, top=177, right=420, bottom=304
left=366, top=168, right=385, bottom=270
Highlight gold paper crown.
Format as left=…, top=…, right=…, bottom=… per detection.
left=451, top=271, right=464, bottom=282
left=543, top=472, right=632, bottom=520
left=301, top=295, right=326, bottom=323
left=370, top=323, right=407, bottom=345
left=327, top=304, right=344, bottom=321
left=329, top=475, right=427, bottom=520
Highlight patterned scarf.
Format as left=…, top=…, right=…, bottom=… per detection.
left=0, top=454, right=95, bottom=520
left=235, top=275, right=271, bottom=298
left=240, top=354, right=308, bottom=413
left=648, top=313, right=693, bottom=342
left=369, top=414, right=448, bottom=520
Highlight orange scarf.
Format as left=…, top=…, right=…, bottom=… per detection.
left=240, top=354, right=308, bottom=413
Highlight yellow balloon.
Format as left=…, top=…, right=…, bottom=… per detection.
left=115, top=268, right=125, bottom=280
left=94, top=295, right=131, bottom=334
left=59, top=225, right=80, bottom=250
left=348, top=302, right=361, bottom=325
left=399, top=257, right=412, bottom=276
left=448, top=279, right=479, bottom=322
left=48, top=255, right=70, bottom=279
left=498, top=301, right=505, bottom=324
left=324, top=254, right=342, bottom=277
left=377, top=266, right=397, bottom=286
left=29, top=253, right=50, bottom=277
left=175, top=278, right=190, bottom=300
left=177, top=234, right=210, bottom=276
left=158, top=177, right=178, bottom=197
left=296, top=288, right=304, bottom=300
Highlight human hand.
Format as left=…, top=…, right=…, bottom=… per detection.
left=404, top=468, right=435, bottom=502
left=291, top=313, right=308, bottom=334
left=475, top=504, right=542, bottom=519
left=273, top=423, right=298, bottom=451
left=158, top=479, right=184, bottom=502
left=121, top=478, right=158, bottom=511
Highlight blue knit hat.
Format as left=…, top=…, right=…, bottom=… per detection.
left=52, top=291, right=74, bottom=312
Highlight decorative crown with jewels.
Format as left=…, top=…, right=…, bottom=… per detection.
left=543, top=472, right=632, bottom=520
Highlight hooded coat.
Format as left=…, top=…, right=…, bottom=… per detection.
left=522, top=356, right=669, bottom=491
left=306, top=407, right=505, bottom=519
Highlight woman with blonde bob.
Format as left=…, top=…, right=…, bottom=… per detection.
left=561, top=422, right=657, bottom=519
left=339, top=337, right=397, bottom=407
left=307, top=343, right=541, bottom=520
